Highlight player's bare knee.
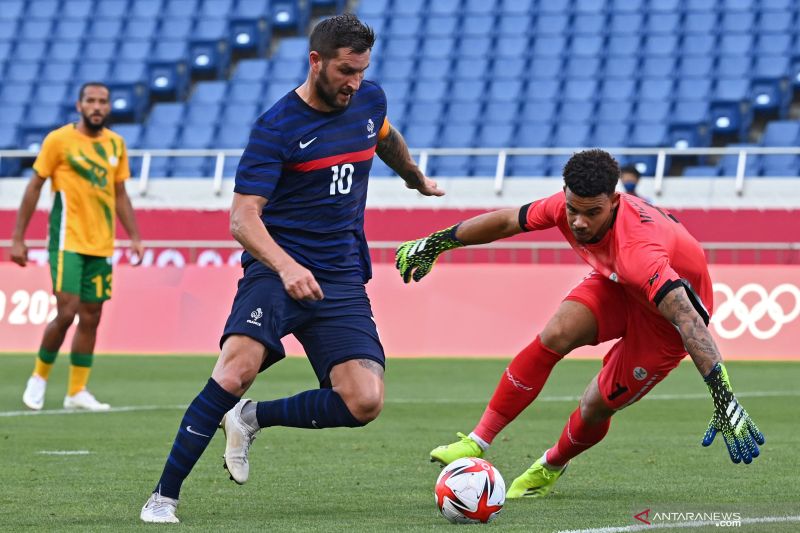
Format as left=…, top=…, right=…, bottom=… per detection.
left=77, top=308, right=102, bottom=330
left=53, top=308, right=78, bottom=329
left=540, top=322, right=580, bottom=355
left=341, top=389, right=383, bottom=424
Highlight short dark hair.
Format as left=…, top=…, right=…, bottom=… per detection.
left=620, top=165, right=641, bottom=179
left=78, top=82, right=110, bottom=101
left=309, top=13, right=375, bottom=59
left=562, top=149, right=620, bottom=197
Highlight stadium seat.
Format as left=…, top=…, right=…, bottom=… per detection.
left=641, top=57, right=677, bottom=78
left=110, top=61, right=147, bottom=84
left=526, top=80, right=561, bottom=101
left=758, top=11, right=793, bottom=33
left=8, top=63, right=41, bottom=83
left=440, top=124, right=477, bottom=148
left=681, top=35, right=717, bottom=57
left=221, top=103, right=259, bottom=126
left=15, top=42, right=48, bottom=62
left=606, top=36, right=640, bottom=56
left=676, top=79, right=713, bottom=102
left=62, top=0, right=93, bottom=18
left=497, top=14, right=532, bottom=35
left=1, top=83, right=33, bottom=104
left=76, top=61, right=111, bottom=83
left=407, top=102, right=444, bottom=125
left=600, top=79, right=636, bottom=102
left=535, top=14, right=569, bottom=36
left=230, top=15, right=271, bottom=56
left=564, top=57, right=602, bottom=79
left=718, top=143, right=760, bottom=176
left=84, top=42, right=117, bottom=62
left=529, top=57, right=563, bottom=79
left=403, top=124, right=438, bottom=148
left=521, top=101, right=558, bottom=123
left=216, top=123, right=250, bottom=149
left=108, top=82, right=148, bottom=122
left=112, top=124, right=143, bottom=149
left=572, top=14, right=605, bottom=36
left=679, top=57, right=714, bottom=79
left=516, top=124, right=552, bottom=147
left=229, top=81, right=264, bottom=104
left=592, top=123, right=630, bottom=147
left=477, top=124, right=515, bottom=148
left=131, top=0, right=163, bottom=18
left=634, top=101, right=671, bottom=123
left=485, top=102, right=520, bottom=124
left=0, top=104, right=26, bottom=126
left=149, top=103, right=186, bottom=126
left=124, top=19, right=159, bottom=42
left=160, top=17, right=194, bottom=40
left=430, top=155, right=471, bottom=177
left=451, top=80, right=485, bottom=102
left=508, top=156, right=549, bottom=176
left=119, top=42, right=153, bottom=62
left=761, top=155, right=800, bottom=177
left=560, top=102, right=595, bottom=123
left=682, top=165, right=721, bottom=177
left=200, top=0, right=233, bottom=17
left=532, top=36, right=566, bottom=57
left=419, top=58, right=453, bottom=80
left=34, top=83, right=69, bottom=105
left=178, top=125, right=216, bottom=149
left=0, top=0, right=25, bottom=20
left=644, top=12, right=680, bottom=35
left=596, top=101, right=633, bottom=123
left=639, top=79, right=674, bottom=101
left=643, top=35, right=679, bottom=57
left=423, top=15, right=458, bottom=38
left=554, top=124, right=591, bottom=147
left=55, top=19, right=88, bottom=40
left=570, top=35, right=604, bottom=58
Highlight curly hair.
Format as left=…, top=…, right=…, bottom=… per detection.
left=309, top=13, right=376, bottom=60
left=562, top=149, right=620, bottom=197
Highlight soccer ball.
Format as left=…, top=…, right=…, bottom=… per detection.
left=434, top=457, right=505, bottom=524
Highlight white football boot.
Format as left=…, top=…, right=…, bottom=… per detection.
left=63, top=389, right=110, bottom=411
left=140, top=492, right=179, bottom=523
left=23, top=375, right=47, bottom=410
left=220, top=399, right=258, bottom=484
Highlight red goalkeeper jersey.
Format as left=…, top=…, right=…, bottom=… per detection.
left=522, top=191, right=713, bottom=319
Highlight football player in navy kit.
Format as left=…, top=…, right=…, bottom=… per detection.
left=141, top=14, right=444, bottom=523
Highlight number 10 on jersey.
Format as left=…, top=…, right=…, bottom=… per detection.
left=330, top=164, right=354, bottom=196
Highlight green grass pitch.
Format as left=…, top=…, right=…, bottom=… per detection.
left=1, top=354, right=798, bottom=532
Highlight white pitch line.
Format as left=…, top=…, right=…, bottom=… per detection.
left=555, top=514, right=800, bottom=533
left=0, top=404, right=186, bottom=417
left=37, top=450, right=92, bottom=456
left=1, top=390, right=798, bottom=417
left=388, top=390, right=800, bottom=404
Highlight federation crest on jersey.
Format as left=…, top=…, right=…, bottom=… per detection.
left=247, top=307, right=263, bottom=326
left=367, top=118, right=376, bottom=138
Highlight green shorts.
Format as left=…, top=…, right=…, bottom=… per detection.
left=49, top=250, right=113, bottom=302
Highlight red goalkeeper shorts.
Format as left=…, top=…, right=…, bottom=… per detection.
left=565, top=271, right=689, bottom=410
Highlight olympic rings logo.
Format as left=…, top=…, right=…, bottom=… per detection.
left=711, top=282, right=800, bottom=340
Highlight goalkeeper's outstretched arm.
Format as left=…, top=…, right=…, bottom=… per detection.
left=394, top=207, right=524, bottom=283
left=657, top=285, right=765, bottom=464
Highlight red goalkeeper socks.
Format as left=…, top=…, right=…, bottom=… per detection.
left=472, top=336, right=563, bottom=445
left=545, top=407, right=611, bottom=467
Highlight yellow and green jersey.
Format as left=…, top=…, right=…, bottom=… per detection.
left=33, top=124, right=130, bottom=257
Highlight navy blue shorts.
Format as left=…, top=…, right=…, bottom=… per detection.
left=220, top=271, right=385, bottom=385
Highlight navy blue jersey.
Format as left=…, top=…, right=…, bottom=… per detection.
left=234, top=80, right=388, bottom=283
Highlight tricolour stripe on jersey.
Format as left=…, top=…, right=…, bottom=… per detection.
left=285, top=145, right=377, bottom=173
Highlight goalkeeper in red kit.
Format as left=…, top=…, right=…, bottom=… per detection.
left=395, top=149, right=764, bottom=498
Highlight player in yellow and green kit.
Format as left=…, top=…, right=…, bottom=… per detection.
left=11, top=82, right=144, bottom=411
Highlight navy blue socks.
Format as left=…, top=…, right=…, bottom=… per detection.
left=255, top=389, right=363, bottom=429
left=155, top=378, right=239, bottom=499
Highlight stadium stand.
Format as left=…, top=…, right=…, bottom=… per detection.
left=0, top=0, right=799, bottom=178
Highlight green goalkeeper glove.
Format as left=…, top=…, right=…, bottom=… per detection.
left=702, top=362, right=765, bottom=464
left=395, top=225, right=464, bottom=283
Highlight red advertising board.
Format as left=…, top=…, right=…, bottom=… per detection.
left=1, top=264, right=798, bottom=360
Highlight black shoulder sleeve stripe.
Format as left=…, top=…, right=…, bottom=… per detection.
left=653, top=278, right=710, bottom=326
left=518, top=203, right=532, bottom=232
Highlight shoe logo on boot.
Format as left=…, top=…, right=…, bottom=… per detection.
left=186, top=426, right=210, bottom=438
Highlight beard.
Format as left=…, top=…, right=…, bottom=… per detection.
left=315, top=65, right=351, bottom=110
left=82, top=111, right=108, bottom=132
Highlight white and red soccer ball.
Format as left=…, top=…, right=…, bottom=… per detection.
left=434, top=457, right=506, bottom=524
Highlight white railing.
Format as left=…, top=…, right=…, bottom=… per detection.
left=2, top=146, right=800, bottom=197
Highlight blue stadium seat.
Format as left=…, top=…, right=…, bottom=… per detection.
left=609, top=13, right=644, bottom=34
left=84, top=41, right=117, bottom=62
left=0, top=103, right=26, bottom=126
left=678, top=55, right=714, bottom=78
left=274, top=37, right=308, bottom=60
left=516, top=124, right=552, bottom=147
left=414, top=81, right=448, bottom=103
left=574, top=0, right=606, bottom=14
left=761, top=154, right=800, bottom=176
left=529, top=57, right=563, bottom=79
left=560, top=101, right=595, bottom=123
left=490, top=58, right=526, bottom=80
left=758, top=11, right=793, bottom=33
left=221, top=102, right=259, bottom=126
left=751, top=77, right=791, bottom=117
left=20, top=20, right=53, bottom=40
left=423, top=15, right=458, bottom=37
left=171, top=156, right=212, bottom=178
left=131, top=0, right=164, bottom=18
left=178, top=125, right=216, bottom=149
left=201, top=0, right=233, bottom=17
left=718, top=144, right=760, bottom=175
left=96, top=0, right=128, bottom=17
left=719, top=34, right=753, bottom=57
left=422, top=37, right=456, bottom=60
left=498, top=14, right=532, bottom=35
left=570, top=35, right=604, bottom=58
left=264, top=82, right=297, bottom=107
left=190, top=25, right=231, bottom=77
left=572, top=15, right=606, bottom=36
left=460, top=37, right=493, bottom=58
left=532, top=36, right=566, bottom=57
left=16, top=42, right=48, bottom=62
left=676, top=79, right=713, bottom=102
left=641, top=57, right=677, bottom=78
left=108, top=82, right=148, bottom=122
left=419, top=58, right=453, bottom=80
left=721, top=12, right=755, bottom=33
left=112, top=124, right=143, bottom=149
left=634, top=101, right=671, bottom=123
left=34, top=83, right=69, bottom=105
left=110, top=61, right=147, bottom=84
left=631, top=124, right=667, bottom=147
left=234, top=59, right=269, bottom=81
left=119, top=42, right=152, bottom=62
left=125, top=19, right=159, bottom=41
left=0, top=0, right=25, bottom=20
left=27, top=105, right=62, bottom=128
left=508, top=156, right=549, bottom=176
left=451, top=80, right=485, bottom=102
left=233, top=0, right=269, bottom=17
left=535, top=14, right=569, bottom=36
left=477, top=124, right=515, bottom=148
left=269, top=59, right=306, bottom=83
left=216, top=124, right=250, bottom=149
left=539, top=0, right=571, bottom=14
left=668, top=123, right=710, bottom=149
left=142, top=124, right=179, bottom=149
left=644, top=12, right=680, bottom=34
left=462, top=15, right=495, bottom=37
left=723, top=0, right=756, bottom=10
left=554, top=123, right=591, bottom=146
left=75, top=61, right=111, bottom=84
left=271, top=1, right=310, bottom=33
left=600, top=79, right=636, bottom=101
left=681, top=35, right=717, bottom=57
left=440, top=124, right=477, bottom=148
left=563, top=79, right=598, bottom=102
left=87, top=18, right=123, bottom=41
left=8, top=63, right=40, bottom=83
left=230, top=15, right=271, bottom=56
left=19, top=126, right=52, bottom=152
left=430, top=156, right=471, bottom=177
left=547, top=154, right=572, bottom=176
left=672, top=101, right=710, bottom=125
left=389, top=16, right=422, bottom=37
left=55, top=19, right=88, bottom=40
left=683, top=166, right=721, bottom=177
left=488, top=80, right=523, bottom=103
left=597, top=101, right=633, bottom=123
left=407, top=102, right=444, bottom=125
left=526, top=80, right=561, bottom=101
left=473, top=156, right=502, bottom=177
left=1, top=83, right=33, bottom=104
left=465, top=0, right=497, bottom=15
left=564, top=57, right=601, bottom=79
left=369, top=158, right=394, bottom=178
left=485, top=102, right=519, bottom=124
left=755, top=34, right=792, bottom=56
left=592, top=123, right=630, bottom=147
left=149, top=103, right=186, bottom=126
left=761, top=121, right=800, bottom=146
left=500, top=0, right=535, bottom=15
left=62, top=0, right=93, bottom=18
left=639, top=79, right=674, bottom=101
left=160, top=17, right=193, bottom=40
left=445, top=102, right=482, bottom=124
left=229, top=81, right=264, bottom=104
left=643, top=35, right=679, bottom=57
left=192, top=81, right=227, bottom=104
left=521, top=101, right=558, bottom=123
left=403, top=124, right=438, bottom=148
left=606, top=36, right=640, bottom=56
left=609, top=0, right=644, bottom=11
left=603, top=56, right=639, bottom=78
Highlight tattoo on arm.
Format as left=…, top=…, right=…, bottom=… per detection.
left=657, top=287, right=721, bottom=376
left=358, top=359, right=385, bottom=379
left=376, top=126, right=424, bottom=188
